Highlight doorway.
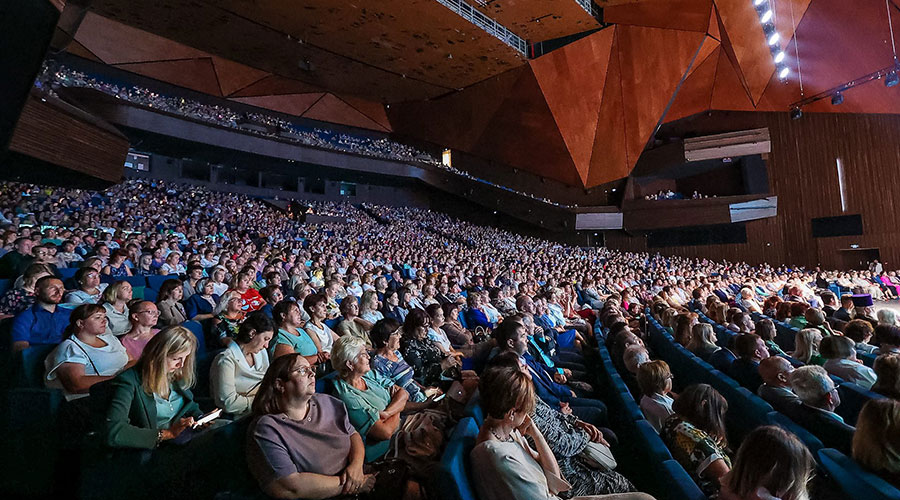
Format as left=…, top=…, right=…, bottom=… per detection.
left=838, top=248, right=880, bottom=270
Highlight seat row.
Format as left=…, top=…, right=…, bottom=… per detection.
left=646, top=313, right=899, bottom=500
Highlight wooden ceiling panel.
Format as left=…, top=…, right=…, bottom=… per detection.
left=470, top=0, right=602, bottom=41
left=212, top=57, right=271, bottom=97
left=531, top=27, right=616, bottom=180
left=75, top=11, right=209, bottom=64
left=229, top=76, right=324, bottom=98
left=587, top=31, right=629, bottom=187
left=88, top=1, right=456, bottom=102
left=666, top=45, right=720, bottom=122
left=229, top=94, right=325, bottom=118
left=687, top=36, right=721, bottom=78
left=772, top=0, right=812, bottom=51
left=616, top=25, right=706, bottom=165
left=472, top=69, right=582, bottom=186
left=65, top=39, right=103, bottom=63
left=714, top=0, right=775, bottom=105
left=202, top=0, right=525, bottom=89
left=711, top=47, right=756, bottom=111
left=387, top=67, right=525, bottom=151
left=113, top=58, right=223, bottom=96
left=337, top=96, right=393, bottom=133
left=302, top=94, right=392, bottom=132
left=605, top=0, right=712, bottom=32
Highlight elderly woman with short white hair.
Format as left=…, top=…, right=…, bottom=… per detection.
left=330, top=335, right=411, bottom=462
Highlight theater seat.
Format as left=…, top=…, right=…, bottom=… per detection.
left=438, top=417, right=480, bottom=500
left=12, top=343, right=57, bottom=388
left=818, top=448, right=900, bottom=500
left=315, top=370, right=339, bottom=394
left=836, top=382, right=885, bottom=427
left=58, top=267, right=77, bottom=280
left=634, top=419, right=672, bottom=464
left=463, top=391, right=484, bottom=426
left=182, top=320, right=207, bottom=354
left=859, top=352, right=877, bottom=368
left=659, top=460, right=707, bottom=500
left=765, top=411, right=823, bottom=456
left=146, top=275, right=168, bottom=292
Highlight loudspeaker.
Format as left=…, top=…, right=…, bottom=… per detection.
left=0, top=0, right=59, bottom=160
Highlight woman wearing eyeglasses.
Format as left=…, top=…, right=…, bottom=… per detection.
left=121, top=301, right=160, bottom=359
left=369, top=318, right=440, bottom=404
left=246, top=353, right=376, bottom=498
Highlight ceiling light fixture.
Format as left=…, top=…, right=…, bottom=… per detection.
left=886, top=70, right=899, bottom=88
left=768, top=33, right=780, bottom=45
left=831, top=92, right=844, bottom=105
left=790, top=107, right=803, bottom=120
left=774, top=51, right=786, bottom=63
left=760, top=9, right=773, bottom=23
left=779, top=66, right=790, bottom=79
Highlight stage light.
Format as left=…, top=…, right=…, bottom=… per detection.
left=831, top=93, right=844, bottom=105
left=754, top=0, right=765, bottom=5
left=790, top=108, right=803, bottom=120
left=768, top=33, right=780, bottom=45
left=886, top=71, right=899, bottom=88
left=778, top=66, right=790, bottom=79
left=760, top=10, right=773, bottom=23
left=774, top=51, right=785, bottom=63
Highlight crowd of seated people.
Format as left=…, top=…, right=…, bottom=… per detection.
left=642, top=190, right=713, bottom=201
left=2, top=176, right=900, bottom=499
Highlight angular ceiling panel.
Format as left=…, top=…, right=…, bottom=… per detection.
left=302, top=94, right=391, bottom=132
left=531, top=27, right=616, bottom=182
left=666, top=45, right=720, bottom=122
left=714, top=0, right=775, bottom=104
left=772, top=0, right=813, bottom=51
left=229, top=75, right=324, bottom=98
left=616, top=25, right=706, bottom=165
left=686, top=36, right=721, bottom=78
left=472, top=69, right=582, bottom=186
left=711, top=47, right=756, bottom=111
left=605, top=0, right=712, bottom=32
left=230, top=93, right=325, bottom=118
left=708, top=4, right=721, bottom=40
left=65, top=40, right=103, bottom=63
left=75, top=11, right=209, bottom=64
left=113, top=58, right=222, bottom=96
left=587, top=31, right=628, bottom=188
left=337, top=95, right=393, bottom=133
left=212, top=57, right=270, bottom=97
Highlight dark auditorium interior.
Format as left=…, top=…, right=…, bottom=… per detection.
left=2, top=0, right=900, bottom=499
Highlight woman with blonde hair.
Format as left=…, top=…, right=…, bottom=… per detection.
left=719, top=425, right=814, bottom=500
left=852, top=399, right=900, bottom=488
left=709, top=302, right=729, bottom=326
left=101, top=280, right=134, bottom=336
left=674, top=312, right=698, bottom=347
left=101, top=325, right=202, bottom=449
left=792, top=329, right=824, bottom=365
left=687, top=323, right=719, bottom=361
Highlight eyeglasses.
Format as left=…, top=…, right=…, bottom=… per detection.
left=137, top=310, right=160, bottom=316
left=291, top=365, right=315, bottom=378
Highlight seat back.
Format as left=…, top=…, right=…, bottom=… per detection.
left=13, top=343, right=57, bottom=388
left=146, top=275, right=168, bottom=292
left=765, top=411, right=824, bottom=455
left=182, top=320, right=207, bottom=354
left=818, top=448, right=900, bottom=500
left=438, top=417, right=480, bottom=500
left=659, top=460, right=707, bottom=500
left=836, top=382, right=885, bottom=426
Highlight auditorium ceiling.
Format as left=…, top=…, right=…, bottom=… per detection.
left=62, top=0, right=900, bottom=188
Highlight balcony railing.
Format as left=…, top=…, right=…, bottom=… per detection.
left=434, top=0, right=528, bottom=55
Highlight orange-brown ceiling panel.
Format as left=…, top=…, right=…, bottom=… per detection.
left=75, top=12, right=209, bottom=65
left=212, top=57, right=271, bottom=97
left=229, top=75, right=324, bottom=98
left=708, top=3, right=721, bottom=40
left=772, top=0, right=812, bottom=52
left=666, top=45, right=720, bottom=122
left=714, top=0, right=776, bottom=104
left=711, top=47, right=757, bottom=111
left=230, top=93, right=325, bottom=119
left=469, top=0, right=603, bottom=42
left=531, top=27, right=616, bottom=182
left=113, top=58, right=222, bottom=96
left=471, top=69, right=583, bottom=186
left=337, top=96, right=393, bottom=133
left=687, top=36, right=721, bottom=78
left=616, top=25, right=706, bottom=165
left=605, top=0, right=713, bottom=32
left=302, top=94, right=392, bottom=132
left=65, top=39, right=103, bottom=63
left=586, top=31, right=629, bottom=188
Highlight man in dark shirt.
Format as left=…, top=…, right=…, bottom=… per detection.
left=757, top=356, right=802, bottom=413
left=728, top=333, right=769, bottom=391
left=0, top=237, right=35, bottom=279
left=833, top=294, right=854, bottom=322
left=820, top=291, right=838, bottom=318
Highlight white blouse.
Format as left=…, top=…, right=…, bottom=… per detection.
left=210, top=340, right=270, bottom=414
left=305, top=321, right=336, bottom=353
left=45, top=333, right=129, bottom=400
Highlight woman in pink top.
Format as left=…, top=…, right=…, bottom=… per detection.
left=121, top=300, right=160, bottom=359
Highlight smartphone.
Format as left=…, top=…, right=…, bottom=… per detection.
left=193, top=408, right=222, bottom=428
left=433, top=393, right=447, bottom=402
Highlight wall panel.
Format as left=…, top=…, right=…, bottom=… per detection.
left=607, top=111, right=900, bottom=269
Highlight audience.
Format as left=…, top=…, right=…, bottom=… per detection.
left=12, top=276, right=70, bottom=351
left=821, top=335, right=877, bottom=390
left=156, top=279, right=187, bottom=327
left=637, top=360, right=676, bottom=433
left=727, top=333, right=769, bottom=391
left=757, top=356, right=801, bottom=413
left=872, top=353, right=900, bottom=399
left=101, top=281, right=133, bottom=336
left=120, top=300, right=159, bottom=359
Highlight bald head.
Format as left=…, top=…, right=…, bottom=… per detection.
left=759, top=356, right=793, bottom=388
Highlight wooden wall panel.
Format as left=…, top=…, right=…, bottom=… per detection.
left=8, top=93, right=128, bottom=182
left=604, top=0, right=712, bottom=32
left=587, top=32, right=629, bottom=187
left=607, top=111, right=900, bottom=268
left=713, top=0, right=774, bottom=104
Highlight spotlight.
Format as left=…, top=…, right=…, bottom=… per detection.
left=778, top=66, right=790, bottom=79
left=774, top=51, right=785, bottom=63
left=790, top=108, right=803, bottom=120
left=886, top=71, right=899, bottom=88
left=768, top=33, right=780, bottom=45
left=754, top=0, right=765, bottom=5
left=760, top=9, right=773, bottom=23
left=831, top=93, right=844, bottom=106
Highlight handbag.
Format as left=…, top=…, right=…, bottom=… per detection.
left=579, top=441, right=617, bottom=471
left=389, top=408, right=451, bottom=477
